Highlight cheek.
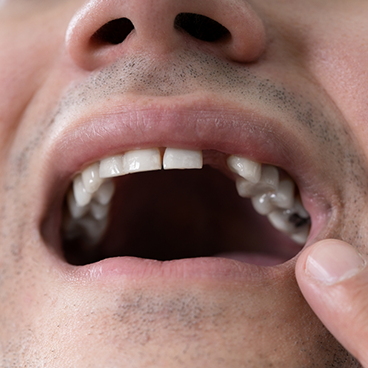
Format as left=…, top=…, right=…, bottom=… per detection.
left=304, top=21, right=368, bottom=161
left=0, top=16, right=67, bottom=152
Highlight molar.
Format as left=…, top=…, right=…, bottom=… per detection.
left=291, top=226, right=309, bottom=244
left=251, top=193, right=275, bottom=215
left=229, top=155, right=310, bottom=244
left=267, top=197, right=310, bottom=244
left=270, top=179, right=295, bottom=210
left=163, top=148, right=203, bottom=170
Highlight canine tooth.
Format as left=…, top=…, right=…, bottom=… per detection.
left=94, top=179, right=115, bottom=205
left=67, top=190, right=90, bottom=218
left=91, top=200, right=110, bottom=220
left=163, top=148, right=203, bottom=170
left=82, top=162, right=103, bottom=193
left=99, top=156, right=124, bottom=178
left=271, top=179, right=295, bottom=209
left=122, top=148, right=161, bottom=174
left=73, top=174, right=92, bottom=207
left=251, top=193, right=275, bottom=215
left=227, top=155, right=261, bottom=184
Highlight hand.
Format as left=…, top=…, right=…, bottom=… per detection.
left=295, top=239, right=368, bottom=366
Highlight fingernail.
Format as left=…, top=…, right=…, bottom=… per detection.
left=306, top=240, right=366, bottom=285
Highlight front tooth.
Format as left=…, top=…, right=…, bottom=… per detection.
left=67, top=190, right=90, bottom=218
left=82, top=162, right=103, bottom=193
left=122, top=148, right=161, bottom=174
left=73, top=174, right=92, bottom=207
left=163, top=148, right=203, bottom=170
left=94, top=179, right=115, bottom=205
left=227, top=155, right=261, bottom=184
left=99, top=155, right=124, bottom=178
left=270, top=179, right=295, bottom=209
left=251, top=193, right=275, bottom=215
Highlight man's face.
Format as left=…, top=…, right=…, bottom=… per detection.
left=1, top=0, right=368, bottom=366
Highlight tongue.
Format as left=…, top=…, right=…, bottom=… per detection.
left=215, top=252, right=288, bottom=266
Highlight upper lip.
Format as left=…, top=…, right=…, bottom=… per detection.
left=39, top=92, right=332, bottom=266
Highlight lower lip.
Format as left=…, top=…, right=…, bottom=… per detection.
left=68, top=255, right=289, bottom=283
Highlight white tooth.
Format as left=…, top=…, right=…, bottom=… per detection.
left=251, top=193, right=275, bottom=215
left=227, top=155, right=261, bottom=184
left=294, top=197, right=309, bottom=219
left=267, top=209, right=296, bottom=234
left=73, top=174, right=92, bottom=207
left=291, top=226, right=309, bottom=244
left=91, top=200, right=110, bottom=220
left=235, top=177, right=258, bottom=197
left=94, top=179, right=115, bottom=205
left=67, top=190, right=90, bottom=219
left=122, top=148, right=161, bottom=174
left=271, top=179, right=295, bottom=209
left=99, top=156, right=124, bottom=178
left=257, top=165, right=279, bottom=194
left=236, top=165, right=280, bottom=199
left=82, top=162, right=103, bottom=193
left=163, top=148, right=203, bottom=170
left=79, top=216, right=108, bottom=245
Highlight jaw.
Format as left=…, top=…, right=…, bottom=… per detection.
left=1, top=53, right=367, bottom=367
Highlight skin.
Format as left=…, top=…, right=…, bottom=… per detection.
left=1, top=0, right=368, bottom=367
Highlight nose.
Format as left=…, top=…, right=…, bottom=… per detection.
left=66, top=0, right=266, bottom=71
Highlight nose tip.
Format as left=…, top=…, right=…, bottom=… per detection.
left=66, top=0, right=266, bottom=71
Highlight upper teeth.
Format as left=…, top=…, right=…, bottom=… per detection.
left=64, top=147, right=310, bottom=246
left=163, top=148, right=203, bottom=170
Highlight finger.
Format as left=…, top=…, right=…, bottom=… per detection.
left=295, top=239, right=368, bottom=366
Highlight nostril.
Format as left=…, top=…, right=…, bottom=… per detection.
left=92, top=18, right=134, bottom=45
left=174, top=13, right=230, bottom=43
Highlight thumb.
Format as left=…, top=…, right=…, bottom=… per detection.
left=295, top=239, right=368, bottom=366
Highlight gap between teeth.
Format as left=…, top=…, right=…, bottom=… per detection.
left=63, top=147, right=310, bottom=247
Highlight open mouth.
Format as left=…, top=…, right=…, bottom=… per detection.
left=61, top=147, right=310, bottom=266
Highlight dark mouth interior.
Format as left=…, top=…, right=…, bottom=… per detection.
left=62, top=166, right=302, bottom=266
